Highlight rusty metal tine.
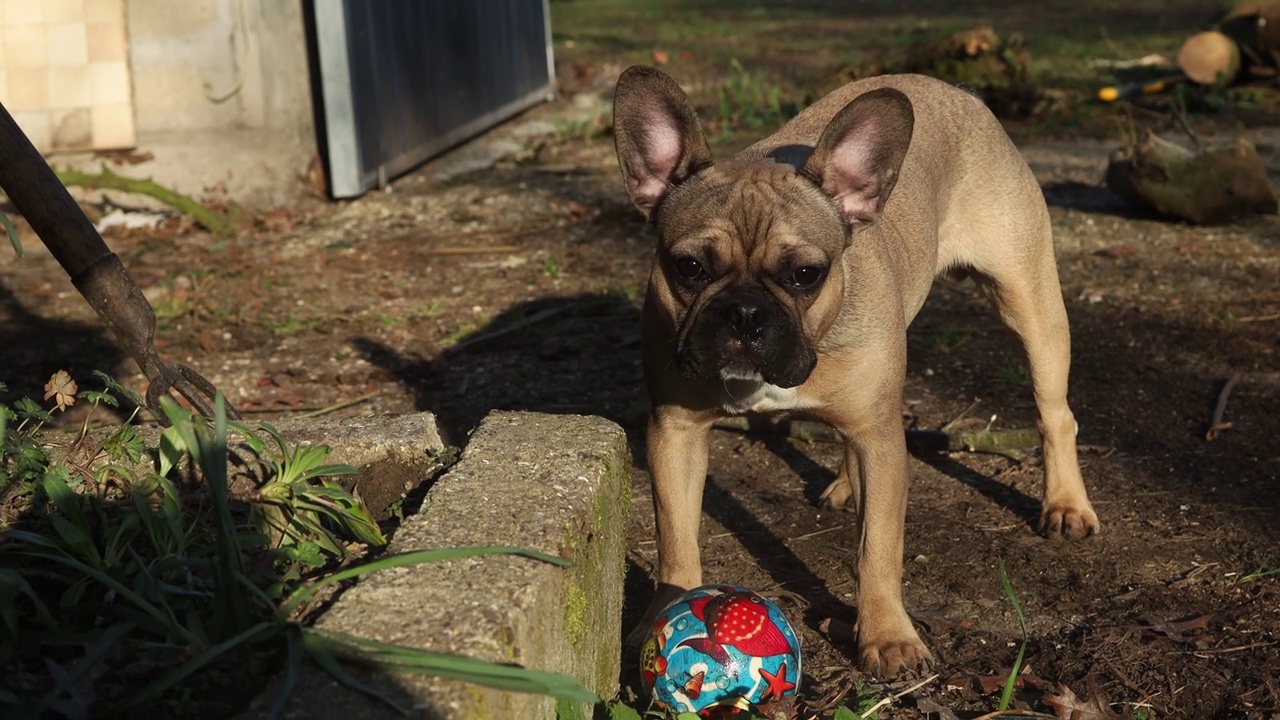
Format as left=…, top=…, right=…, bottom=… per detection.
left=175, top=364, right=241, bottom=420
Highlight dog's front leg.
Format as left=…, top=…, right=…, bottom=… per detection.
left=823, top=345, right=933, bottom=677
left=843, top=420, right=932, bottom=677
left=628, top=404, right=715, bottom=643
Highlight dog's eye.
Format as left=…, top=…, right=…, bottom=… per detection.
left=785, top=265, right=825, bottom=289
left=674, top=257, right=709, bottom=282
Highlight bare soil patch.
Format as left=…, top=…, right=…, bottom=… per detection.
left=3, top=5, right=1280, bottom=716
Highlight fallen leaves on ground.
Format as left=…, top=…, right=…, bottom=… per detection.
left=1131, top=613, right=1214, bottom=647
left=1043, top=679, right=1125, bottom=720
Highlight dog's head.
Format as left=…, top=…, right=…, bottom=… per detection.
left=613, top=66, right=914, bottom=388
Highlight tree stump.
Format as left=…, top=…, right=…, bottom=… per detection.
left=1178, top=30, right=1243, bottom=84
left=1105, top=132, right=1279, bottom=224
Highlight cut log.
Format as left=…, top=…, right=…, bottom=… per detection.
left=1105, top=132, right=1279, bottom=224
left=710, top=416, right=1042, bottom=460
left=1178, top=30, right=1243, bottom=84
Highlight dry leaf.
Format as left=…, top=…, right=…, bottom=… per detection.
left=916, top=696, right=961, bottom=720
left=651, top=49, right=670, bottom=65
left=913, top=608, right=974, bottom=635
left=1043, top=679, right=1124, bottom=720
left=1132, top=613, right=1214, bottom=646
left=44, top=370, right=78, bottom=412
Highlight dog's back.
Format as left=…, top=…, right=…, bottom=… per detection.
left=742, top=73, right=1051, bottom=325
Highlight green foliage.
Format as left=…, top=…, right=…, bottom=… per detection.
left=918, top=325, right=969, bottom=354
left=715, top=59, right=791, bottom=135
left=993, top=361, right=1031, bottom=386
left=234, top=419, right=382, bottom=556
left=997, top=559, right=1029, bottom=711
left=0, top=374, right=596, bottom=716
left=542, top=256, right=563, bottom=278
left=1, top=209, right=20, bottom=258
left=1238, top=564, right=1280, bottom=583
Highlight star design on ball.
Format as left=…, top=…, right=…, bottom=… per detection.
left=759, top=660, right=796, bottom=702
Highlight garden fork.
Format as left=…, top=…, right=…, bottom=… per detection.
left=0, top=101, right=237, bottom=423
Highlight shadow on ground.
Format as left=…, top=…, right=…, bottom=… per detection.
left=353, top=292, right=647, bottom=439
left=0, top=283, right=127, bottom=409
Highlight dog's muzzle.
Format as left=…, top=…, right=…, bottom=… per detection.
left=678, top=285, right=816, bottom=388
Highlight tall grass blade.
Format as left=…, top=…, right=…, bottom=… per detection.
left=43, top=622, right=133, bottom=709
left=266, top=625, right=306, bottom=719
left=997, top=559, right=1029, bottom=710
left=162, top=395, right=250, bottom=639
left=282, top=546, right=572, bottom=616
left=124, top=620, right=280, bottom=708
left=4, top=537, right=197, bottom=644
left=301, top=628, right=408, bottom=715
left=309, top=628, right=599, bottom=704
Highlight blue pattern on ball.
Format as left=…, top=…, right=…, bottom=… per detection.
left=640, top=584, right=803, bottom=715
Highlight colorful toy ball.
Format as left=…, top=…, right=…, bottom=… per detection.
left=640, top=584, right=803, bottom=716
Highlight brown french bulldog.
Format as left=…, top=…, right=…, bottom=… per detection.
left=612, top=65, right=1099, bottom=676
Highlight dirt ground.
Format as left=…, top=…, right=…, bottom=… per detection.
left=4, top=8, right=1280, bottom=719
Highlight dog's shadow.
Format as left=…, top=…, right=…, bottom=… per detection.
left=745, top=420, right=1042, bottom=527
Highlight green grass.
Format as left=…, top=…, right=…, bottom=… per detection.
left=411, top=300, right=444, bottom=319
left=993, top=361, right=1031, bottom=386
left=551, top=0, right=1217, bottom=140
left=442, top=322, right=477, bottom=345
left=917, top=325, right=969, bottom=354
left=1238, top=565, right=1280, bottom=583
left=269, top=314, right=321, bottom=336
left=997, top=559, right=1030, bottom=711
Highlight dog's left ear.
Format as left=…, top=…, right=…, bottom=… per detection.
left=802, top=88, right=914, bottom=227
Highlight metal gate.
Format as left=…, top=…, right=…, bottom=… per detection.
left=310, top=0, right=555, bottom=198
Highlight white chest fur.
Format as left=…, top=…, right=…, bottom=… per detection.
left=718, top=374, right=819, bottom=415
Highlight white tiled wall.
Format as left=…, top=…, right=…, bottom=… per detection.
left=0, top=0, right=136, bottom=153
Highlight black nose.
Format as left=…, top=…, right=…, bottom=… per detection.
left=725, top=301, right=767, bottom=340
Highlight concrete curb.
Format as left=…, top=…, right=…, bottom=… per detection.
left=246, top=410, right=631, bottom=719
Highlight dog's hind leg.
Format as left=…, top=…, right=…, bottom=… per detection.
left=819, top=454, right=861, bottom=511
left=970, top=227, right=1099, bottom=539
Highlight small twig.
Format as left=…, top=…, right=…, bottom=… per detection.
left=425, top=216, right=597, bottom=244
left=1205, top=372, right=1241, bottom=441
left=788, top=525, right=845, bottom=542
left=422, top=245, right=521, bottom=256
left=941, top=398, right=983, bottom=433
left=859, top=673, right=939, bottom=719
left=1186, top=640, right=1278, bottom=656
left=445, top=305, right=575, bottom=353
left=1236, top=312, right=1280, bottom=323
left=55, top=163, right=233, bottom=234
left=287, top=391, right=379, bottom=420
left=976, top=521, right=1028, bottom=532
left=711, top=415, right=1039, bottom=459
left=1170, top=562, right=1218, bottom=588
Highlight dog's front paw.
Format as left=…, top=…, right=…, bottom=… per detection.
left=1040, top=499, right=1100, bottom=540
left=855, top=602, right=936, bottom=676
left=625, top=582, right=691, bottom=649
left=856, top=616, right=934, bottom=678
left=819, top=476, right=855, bottom=510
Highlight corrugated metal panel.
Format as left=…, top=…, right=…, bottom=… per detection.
left=311, top=0, right=555, bottom=198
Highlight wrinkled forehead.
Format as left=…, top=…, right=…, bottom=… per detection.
left=656, top=161, right=846, bottom=262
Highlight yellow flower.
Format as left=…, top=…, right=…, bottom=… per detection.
left=44, top=370, right=78, bottom=412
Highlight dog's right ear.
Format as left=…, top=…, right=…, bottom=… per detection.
left=613, top=66, right=713, bottom=219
